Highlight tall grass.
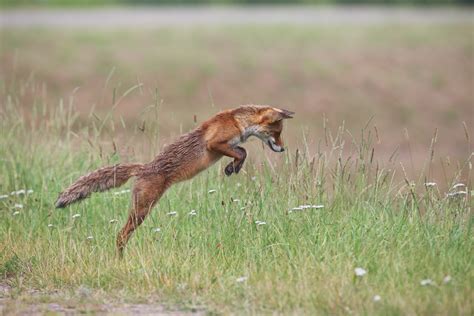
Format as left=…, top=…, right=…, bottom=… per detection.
left=0, top=80, right=472, bottom=314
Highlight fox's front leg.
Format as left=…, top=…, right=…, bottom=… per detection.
left=224, top=146, right=247, bottom=176
left=209, top=143, right=247, bottom=176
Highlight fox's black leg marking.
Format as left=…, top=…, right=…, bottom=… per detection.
left=234, top=147, right=247, bottom=174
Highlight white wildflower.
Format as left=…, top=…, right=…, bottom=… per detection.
left=443, top=275, right=452, bottom=284
left=0, top=194, right=9, bottom=199
left=47, top=224, right=54, bottom=228
left=72, top=213, right=81, bottom=219
left=14, top=204, right=23, bottom=209
left=452, top=183, right=465, bottom=189
left=420, top=279, right=434, bottom=286
left=425, top=182, right=437, bottom=187
left=189, top=210, right=197, bottom=216
left=208, top=189, right=217, bottom=194
left=354, top=267, right=367, bottom=277
left=86, top=236, right=93, bottom=240
left=232, top=199, right=240, bottom=203
left=12, top=211, right=20, bottom=216
left=290, top=207, right=304, bottom=212
left=236, top=276, right=248, bottom=283
left=109, top=219, right=118, bottom=224
left=11, top=189, right=26, bottom=195
left=236, top=183, right=242, bottom=187
left=167, top=211, right=177, bottom=216
left=447, top=191, right=468, bottom=197
left=289, top=204, right=324, bottom=213
left=153, top=228, right=161, bottom=233
left=251, top=176, right=257, bottom=181
left=373, top=295, right=381, bottom=302
left=114, top=189, right=130, bottom=195
left=255, top=221, right=267, bottom=226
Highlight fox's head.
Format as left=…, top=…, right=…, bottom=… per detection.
left=237, top=105, right=295, bottom=152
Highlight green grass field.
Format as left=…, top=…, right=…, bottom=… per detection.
left=1, top=23, right=473, bottom=314
left=0, top=90, right=472, bottom=314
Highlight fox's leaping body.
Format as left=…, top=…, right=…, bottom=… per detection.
left=55, top=105, right=294, bottom=256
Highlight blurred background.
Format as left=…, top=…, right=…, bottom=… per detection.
left=0, top=1, right=473, bottom=181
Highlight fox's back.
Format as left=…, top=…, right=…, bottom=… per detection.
left=143, top=127, right=220, bottom=183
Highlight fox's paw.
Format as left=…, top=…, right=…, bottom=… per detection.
left=234, top=163, right=243, bottom=174
left=225, top=163, right=234, bottom=176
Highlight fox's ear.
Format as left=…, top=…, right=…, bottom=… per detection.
left=274, top=108, right=295, bottom=119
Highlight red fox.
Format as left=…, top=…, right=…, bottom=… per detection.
left=55, top=105, right=294, bottom=256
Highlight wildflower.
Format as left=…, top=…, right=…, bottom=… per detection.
left=373, top=295, right=381, bottom=302
left=354, top=267, right=367, bottom=277
left=236, top=183, right=242, bottom=187
left=290, top=207, right=304, bottom=213
left=10, top=189, right=33, bottom=195
left=153, top=228, right=161, bottom=233
left=189, top=210, right=197, bottom=216
left=109, top=219, right=118, bottom=224
left=72, top=213, right=81, bottom=219
left=251, top=176, right=257, bottom=181
left=12, top=211, right=20, bottom=216
left=47, top=224, right=54, bottom=228
left=232, top=199, right=240, bottom=203
left=0, top=194, right=9, bottom=199
left=208, top=189, right=217, bottom=194
left=86, top=236, right=94, bottom=240
left=443, top=275, right=452, bottom=284
left=289, top=204, right=324, bottom=213
left=420, top=279, right=434, bottom=286
left=14, top=204, right=23, bottom=209
left=113, top=189, right=130, bottom=195
left=236, top=276, right=248, bottom=283
left=452, top=183, right=465, bottom=189
left=167, top=211, right=177, bottom=216
left=447, top=191, right=468, bottom=197
left=425, top=182, right=437, bottom=187
left=11, top=189, right=26, bottom=195
left=255, top=221, right=267, bottom=226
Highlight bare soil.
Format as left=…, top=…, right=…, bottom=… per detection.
left=0, top=282, right=204, bottom=315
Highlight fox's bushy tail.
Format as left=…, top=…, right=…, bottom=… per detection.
left=55, top=163, right=143, bottom=208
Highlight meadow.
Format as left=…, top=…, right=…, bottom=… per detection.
left=0, top=22, right=473, bottom=314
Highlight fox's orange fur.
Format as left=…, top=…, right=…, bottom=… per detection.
left=56, top=105, right=294, bottom=256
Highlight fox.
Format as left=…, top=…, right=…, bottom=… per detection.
left=55, top=105, right=294, bottom=256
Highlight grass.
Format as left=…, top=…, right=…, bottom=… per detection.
left=0, top=77, right=472, bottom=314
left=1, top=24, right=473, bottom=173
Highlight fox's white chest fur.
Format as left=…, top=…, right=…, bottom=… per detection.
left=228, top=125, right=261, bottom=148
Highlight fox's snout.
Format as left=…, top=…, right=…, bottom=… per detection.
left=267, top=136, right=285, bottom=152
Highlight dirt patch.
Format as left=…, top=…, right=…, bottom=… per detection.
left=0, top=283, right=204, bottom=315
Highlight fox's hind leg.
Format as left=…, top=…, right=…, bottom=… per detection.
left=116, top=176, right=167, bottom=257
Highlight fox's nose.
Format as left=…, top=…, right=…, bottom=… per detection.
left=280, top=147, right=285, bottom=152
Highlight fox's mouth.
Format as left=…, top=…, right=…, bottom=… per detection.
left=267, top=139, right=284, bottom=153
